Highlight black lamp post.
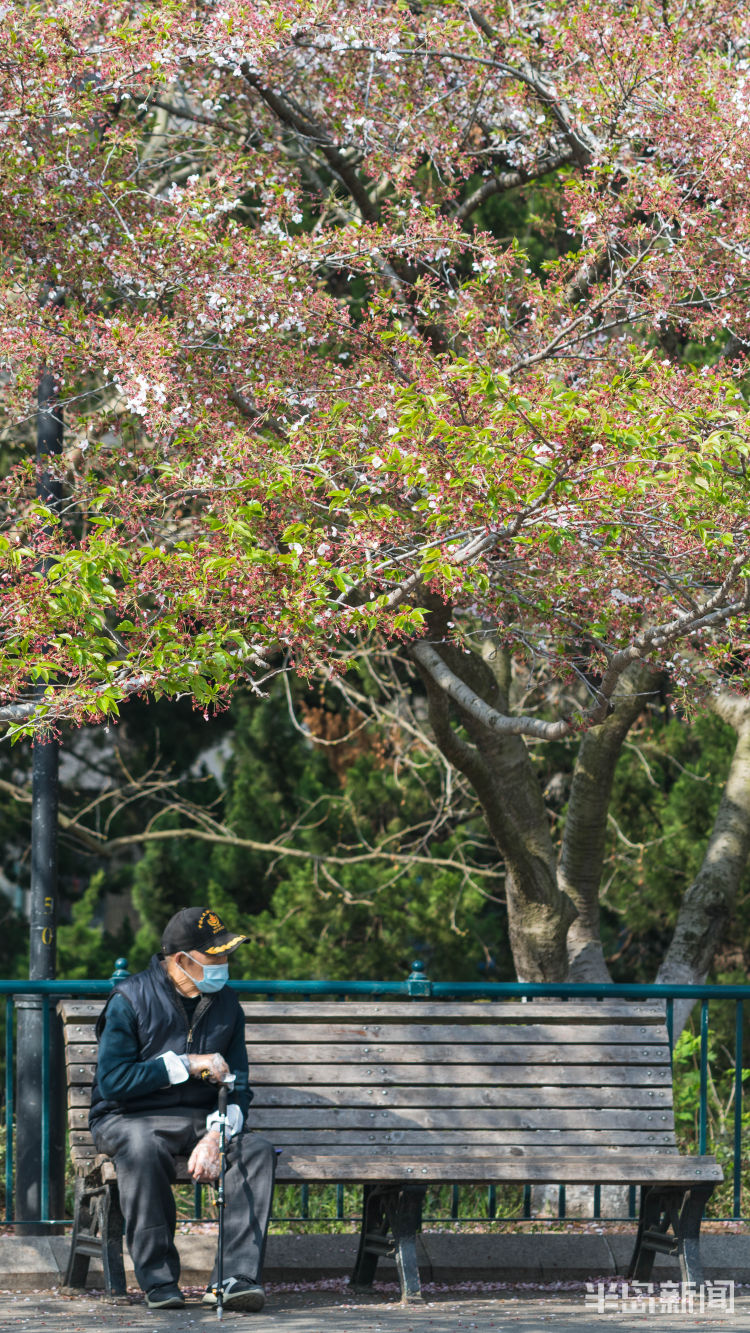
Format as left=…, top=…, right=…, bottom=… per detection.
left=15, top=370, right=66, bottom=1229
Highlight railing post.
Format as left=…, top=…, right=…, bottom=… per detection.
left=40, top=997, right=50, bottom=1223
left=14, top=993, right=65, bottom=1230
left=5, top=999, right=14, bottom=1224
left=699, top=999, right=709, bottom=1156
left=406, top=960, right=432, bottom=999
left=734, top=1000, right=743, bottom=1219
left=110, top=958, right=130, bottom=984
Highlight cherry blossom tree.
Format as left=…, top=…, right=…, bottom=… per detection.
left=2, top=0, right=750, bottom=982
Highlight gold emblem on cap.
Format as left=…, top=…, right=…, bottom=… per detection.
left=206, top=935, right=246, bottom=954
left=199, top=909, right=223, bottom=934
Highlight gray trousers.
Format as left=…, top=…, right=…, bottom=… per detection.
left=92, top=1111, right=276, bottom=1294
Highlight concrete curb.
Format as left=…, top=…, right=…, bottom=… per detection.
left=0, top=1233, right=747, bottom=1293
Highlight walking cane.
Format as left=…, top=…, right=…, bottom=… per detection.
left=215, top=1082, right=229, bottom=1322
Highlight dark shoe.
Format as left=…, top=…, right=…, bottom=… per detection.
left=202, top=1277, right=265, bottom=1311
left=146, top=1283, right=185, bottom=1309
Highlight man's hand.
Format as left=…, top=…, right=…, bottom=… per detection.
left=187, top=1052, right=230, bottom=1083
left=188, top=1129, right=221, bottom=1183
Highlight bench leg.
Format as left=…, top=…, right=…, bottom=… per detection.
left=350, top=1184, right=426, bottom=1303
left=64, top=1179, right=127, bottom=1297
left=351, top=1185, right=389, bottom=1291
left=64, top=1179, right=94, bottom=1290
left=384, top=1185, right=426, bottom=1304
left=628, top=1184, right=714, bottom=1287
left=676, top=1183, right=714, bottom=1287
left=100, top=1180, right=127, bottom=1297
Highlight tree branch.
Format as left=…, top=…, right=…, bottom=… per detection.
left=241, top=68, right=379, bottom=222
left=69, top=821, right=501, bottom=878
left=142, top=95, right=247, bottom=138
left=228, top=384, right=288, bottom=440
left=467, top=7, right=498, bottom=40
left=411, top=639, right=580, bottom=740
left=411, top=549, right=750, bottom=746
left=0, top=777, right=106, bottom=853
left=416, top=654, right=489, bottom=791
left=453, top=147, right=574, bottom=224
left=291, top=42, right=600, bottom=169
left=0, top=676, right=153, bottom=731
left=565, top=246, right=612, bottom=304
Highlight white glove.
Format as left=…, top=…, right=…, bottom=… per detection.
left=188, top=1130, right=221, bottom=1183
left=187, top=1052, right=230, bottom=1083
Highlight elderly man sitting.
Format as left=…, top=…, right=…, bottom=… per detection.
left=89, top=906, right=275, bottom=1311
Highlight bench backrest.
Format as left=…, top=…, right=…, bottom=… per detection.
left=58, top=997, right=676, bottom=1177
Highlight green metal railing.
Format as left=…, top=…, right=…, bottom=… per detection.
left=1, top=961, right=747, bottom=1227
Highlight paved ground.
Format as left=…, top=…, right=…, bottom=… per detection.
left=0, top=1283, right=746, bottom=1333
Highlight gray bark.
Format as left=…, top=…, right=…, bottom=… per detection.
left=413, top=614, right=750, bottom=998
left=560, top=666, right=663, bottom=981
left=412, top=622, right=575, bottom=981
left=657, top=692, right=750, bottom=1030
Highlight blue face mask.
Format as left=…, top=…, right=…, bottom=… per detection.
left=179, top=953, right=229, bottom=994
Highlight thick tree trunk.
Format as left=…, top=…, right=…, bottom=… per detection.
left=657, top=692, right=750, bottom=1031
left=414, top=620, right=750, bottom=1002
left=560, top=666, right=662, bottom=981
left=413, top=626, right=575, bottom=980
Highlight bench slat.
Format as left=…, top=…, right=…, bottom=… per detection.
left=59, top=1021, right=668, bottom=1046
left=246, top=1064, right=672, bottom=1084
left=245, top=1043, right=671, bottom=1064
left=265, top=1130, right=675, bottom=1146
left=259, top=1110, right=675, bottom=1132
left=66, top=1083, right=673, bottom=1109
left=67, top=1105, right=675, bottom=1131
left=65, top=1140, right=693, bottom=1162
left=250, top=1085, right=674, bottom=1107
left=64, top=1062, right=672, bottom=1087
left=69, top=1127, right=676, bottom=1147
left=238, top=1002, right=667, bottom=1023
left=270, top=1152, right=720, bottom=1185
left=57, top=1000, right=667, bottom=1023
left=63, top=1041, right=670, bottom=1065
left=66, top=1145, right=719, bottom=1185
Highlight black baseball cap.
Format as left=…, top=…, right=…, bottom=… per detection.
left=161, top=907, right=249, bottom=957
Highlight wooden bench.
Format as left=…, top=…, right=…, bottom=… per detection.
left=58, top=997, right=722, bottom=1302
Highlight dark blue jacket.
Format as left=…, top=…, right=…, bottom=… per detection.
left=89, top=954, right=250, bottom=1129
